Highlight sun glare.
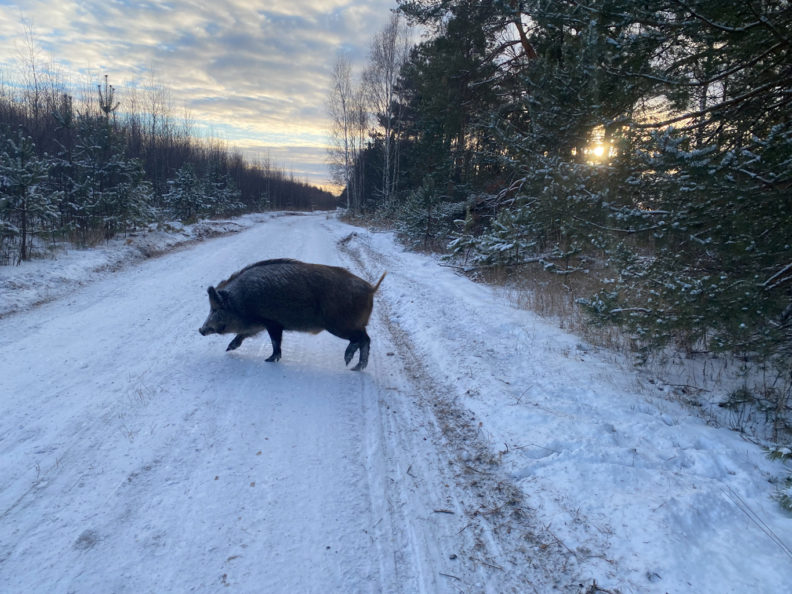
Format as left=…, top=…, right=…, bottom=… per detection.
left=583, top=125, right=616, bottom=163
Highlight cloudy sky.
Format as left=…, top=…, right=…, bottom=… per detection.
left=0, top=0, right=402, bottom=192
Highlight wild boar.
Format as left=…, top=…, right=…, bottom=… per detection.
left=199, top=258, right=386, bottom=371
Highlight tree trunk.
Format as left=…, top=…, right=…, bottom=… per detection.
left=18, top=195, right=28, bottom=265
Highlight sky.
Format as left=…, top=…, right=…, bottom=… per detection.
left=0, top=0, right=402, bottom=192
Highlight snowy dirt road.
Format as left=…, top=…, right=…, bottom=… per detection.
left=2, top=213, right=791, bottom=594
left=0, top=214, right=566, bottom=593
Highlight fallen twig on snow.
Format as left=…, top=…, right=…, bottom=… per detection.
left=439, top=572, right=461, bottom=581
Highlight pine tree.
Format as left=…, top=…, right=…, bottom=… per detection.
left=0, top=129, right=58, bottom=263
left=163, top=163, right=206, bottom=222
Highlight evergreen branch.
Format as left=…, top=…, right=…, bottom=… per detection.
left=733, top=167, right=780, bottom=189
left=609, top=42, right=785, bottom=88
left=572, top=216, right=663, bottom=235
left=747, top=2, right=792, bottom=46
left=763, top=263, right=792, bottom=290
left=764, top=275, right=792, bottom=292
left=671, top=0, right=763, bottom=34
left=630, top=78, right=784, bottom=129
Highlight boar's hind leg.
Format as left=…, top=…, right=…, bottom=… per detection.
left=343, top=330, right=371, bottom=371
left=227, top=333, right=253, bottom=351
left=265, top=324, right=283, bottom=362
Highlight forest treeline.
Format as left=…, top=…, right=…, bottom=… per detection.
left=331, top=1, right=792, bottom=381
left=0, top=71, right=337, bottom=266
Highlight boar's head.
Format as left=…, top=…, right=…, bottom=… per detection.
left=199, top=286, right=239, bottom=336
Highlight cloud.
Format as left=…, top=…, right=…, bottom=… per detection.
left=0, top=0, right=398, bottom=190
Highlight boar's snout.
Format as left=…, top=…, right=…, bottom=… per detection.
left=199, top=318, right=225, bottom=336
left=199, top=324, right=221, bottom=336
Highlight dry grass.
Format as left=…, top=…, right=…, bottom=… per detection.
left=483, top=262, right=792, bottom=448
left=476, top=263, right=635, bottom=355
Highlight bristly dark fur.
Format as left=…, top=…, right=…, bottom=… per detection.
left=216, top=258, right=299, bottom=289
left=200, top=259, right=385, bottom=370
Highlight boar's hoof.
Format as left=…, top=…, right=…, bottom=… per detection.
left=227, top=333, right=253, bottom=351
left=265, top=351, right=281, bottom=363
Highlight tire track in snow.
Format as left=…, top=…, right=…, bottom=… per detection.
left=337, top=227, right=588, bottom=593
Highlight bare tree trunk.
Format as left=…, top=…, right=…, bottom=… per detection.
left=351, top=83, right=368, bottom=212
left=328, top=54, right=355, bottom=210
left=18, top=194, right=28, bottom=265
left=363, top=14, right=411, bottom=207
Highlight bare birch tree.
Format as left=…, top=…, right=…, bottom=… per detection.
left=349, top=81, right=368, bottom=212
left=328, top=54, right=355, bottom=209
left=363, top=13, right=411, bottom=206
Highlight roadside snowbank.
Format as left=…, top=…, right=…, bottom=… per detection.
left=338, top=224, right=792, bottom=593
left=0, top=214, right=276, bottom=317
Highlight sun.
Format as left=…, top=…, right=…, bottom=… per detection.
left=583, top=125, right=615, bottom=162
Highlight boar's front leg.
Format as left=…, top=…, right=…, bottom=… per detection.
left=265, top=323, right=283, bottom=362
left=226, top=333, right=253, bottom=351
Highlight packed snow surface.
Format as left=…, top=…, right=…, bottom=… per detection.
left=1, top=213, right=790, bottom=593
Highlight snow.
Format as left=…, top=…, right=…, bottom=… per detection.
left=1, top=212, right=791, bottom=593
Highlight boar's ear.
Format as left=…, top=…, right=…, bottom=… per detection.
left=208, top=287, right=231, bottom=308
left=207, top=286, right=221, bottom=307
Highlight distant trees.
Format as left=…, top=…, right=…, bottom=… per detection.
left=362, top=13, right=411, bottom=208
left=327, top=15, right=412, bottom=215
left=327, top=55, right=354, bottom=210
left=327, top=54, right=368, bottom=212
left=163, top=162, right=243, bottom=221
left=1, top=60, right=337, bottom=264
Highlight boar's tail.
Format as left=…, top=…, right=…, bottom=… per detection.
left=371, top=272, right=387, bottom=293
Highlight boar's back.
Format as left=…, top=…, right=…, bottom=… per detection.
left=217, top=259, right=375, bottom=333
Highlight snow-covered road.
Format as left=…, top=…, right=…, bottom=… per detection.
left=0, top=214, right=545, bottom=593
left=1, top=213, right=791, bottom=593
